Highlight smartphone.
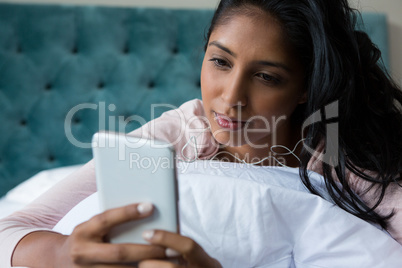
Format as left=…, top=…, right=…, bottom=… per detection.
left=92, top=131, right=179, bottom=244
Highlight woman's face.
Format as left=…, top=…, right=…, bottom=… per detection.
left=201, top=10, right=306, bottom=149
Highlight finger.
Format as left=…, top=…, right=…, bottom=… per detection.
left=139, top=259, right=183, bottom=268
left=142, top=230, right=204, bottom=259
left=91, top=265, right=138, bottom=268
left=77, top=202, right=154, bottom=238
left=143, top=230, right=222, bottom=267
left=73, top=243, right=165, bottom=264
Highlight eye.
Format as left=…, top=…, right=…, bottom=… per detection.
left=256, top=73, right=280, bottom=85
left=209, top=58, right=231, bottom=69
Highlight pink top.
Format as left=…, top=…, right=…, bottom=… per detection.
left=0, top=99, right=401, bottom=266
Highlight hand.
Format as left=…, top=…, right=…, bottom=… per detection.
left=56, top=202, right=166, bottom=267
left=138, top=230, right=222, bottom=268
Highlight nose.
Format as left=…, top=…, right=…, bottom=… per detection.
left=220, top=70, right=248, bottom=108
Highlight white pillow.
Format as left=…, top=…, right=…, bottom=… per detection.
left=54, top=161, right=402, bottom=268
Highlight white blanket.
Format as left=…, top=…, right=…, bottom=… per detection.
left=53, top=161, right=402, bottom=268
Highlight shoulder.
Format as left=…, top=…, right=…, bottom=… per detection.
left=130, top=99, right=217, bottom=160
left=161, top=98, right=205, bottom=118
left=180, top=98, right=204, bottom=111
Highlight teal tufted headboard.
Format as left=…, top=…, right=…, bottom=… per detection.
left=0, top=3, right=390, bottom=197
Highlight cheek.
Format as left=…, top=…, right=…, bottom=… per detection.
left=250, top=91, right=301, bottom=119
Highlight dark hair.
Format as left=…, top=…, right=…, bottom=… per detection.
left=206, top=0, right=402, bottom=229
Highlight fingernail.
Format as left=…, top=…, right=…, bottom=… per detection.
left=165, top=248, right=181, bottom=258
left=142, top=230, right=154, bottom=241
left=137, top=202, right=153, bottom=214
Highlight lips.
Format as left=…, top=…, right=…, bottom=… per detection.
left=214, top=112, right=247, bottom=130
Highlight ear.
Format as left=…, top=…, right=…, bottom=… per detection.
left=298, top=91, right=307, bottom=104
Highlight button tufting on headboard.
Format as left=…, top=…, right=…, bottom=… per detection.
left=97, top=81, right=105, bottom=90
left=73, top=117, right=81, bottom=124
left=123, top=44, right=130, bottom=54
left=48, top=155, right=55, bottom=162
left=148, top=81, right=155, bottom=89
left=16, top=45, right=22, bottom=54
left=45, top=83, right=52, bottom=91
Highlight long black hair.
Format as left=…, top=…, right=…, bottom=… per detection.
left=205, top=0, right=402, bottom=229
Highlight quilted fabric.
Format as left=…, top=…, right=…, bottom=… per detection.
left=0, top=3, right=389, bottom=197
left=356, top=12, right=389, bottom=68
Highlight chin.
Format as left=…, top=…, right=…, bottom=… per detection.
left=212, top=131, right=247, bottom=147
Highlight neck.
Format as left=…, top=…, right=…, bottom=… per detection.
left=216, top=125, right=303, bottom=167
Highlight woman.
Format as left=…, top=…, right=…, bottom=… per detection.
left=3, top=0, right=402, bottom=267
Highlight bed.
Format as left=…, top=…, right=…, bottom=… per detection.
left=0, top=3, right=398, bottom=267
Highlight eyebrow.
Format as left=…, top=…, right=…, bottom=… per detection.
left=208, top=41, right=237, bottom=57
left=208, top=41, right=291, bottom=72
left=255, top=60, right=291, bottom=72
